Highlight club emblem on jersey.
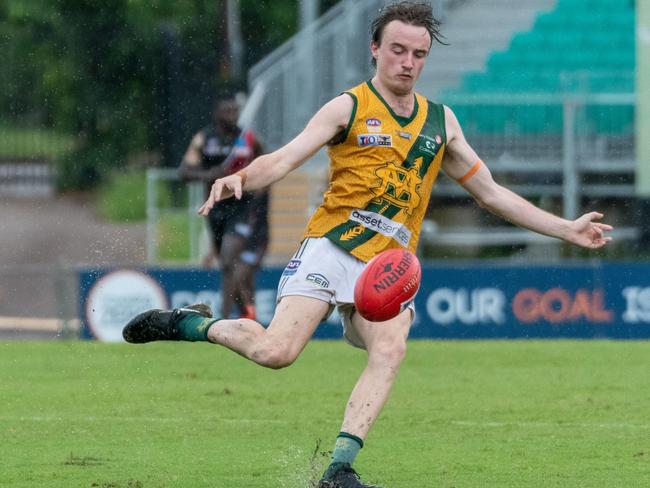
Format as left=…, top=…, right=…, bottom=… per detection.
left=366, top=118, right=382, bottom=132
left=370, top=161, right=422, bottom=214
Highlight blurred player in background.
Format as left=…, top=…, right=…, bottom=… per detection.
left=179, top=95, right=267, bottom=320
left=127, top=2, right=612, bottom=487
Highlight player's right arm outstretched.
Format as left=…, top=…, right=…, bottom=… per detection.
left=198, top=94, right=354, bottom=216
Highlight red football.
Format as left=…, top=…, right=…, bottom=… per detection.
left=354, top=249, right=421, bottom=322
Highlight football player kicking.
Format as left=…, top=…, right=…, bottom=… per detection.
left=123, top=2, right=612, bottom=486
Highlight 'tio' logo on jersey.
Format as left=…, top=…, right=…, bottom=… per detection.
left=357, top=134, right=392, bottom=147
left=371, top=162, right=422, bottom=213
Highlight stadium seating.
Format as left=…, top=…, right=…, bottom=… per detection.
left=442, top=0, right=636, bottom=134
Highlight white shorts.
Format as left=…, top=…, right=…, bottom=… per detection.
left=277, top=237, right=414, bottom=348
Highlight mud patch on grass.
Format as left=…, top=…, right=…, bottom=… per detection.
left=63, top=452, right=106, bottom=466
left=307, top=438, right=331, bottom=487
left=90, top=481, right=143, bottom=488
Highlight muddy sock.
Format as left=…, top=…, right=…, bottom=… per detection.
left=176, top=314, right=218, bottom=341
left=322, top=432, right=363, bottom=479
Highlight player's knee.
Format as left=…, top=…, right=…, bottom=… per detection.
left=369, top=336, right=407, bottom=367
left=251, top=343, right=297, bottom=370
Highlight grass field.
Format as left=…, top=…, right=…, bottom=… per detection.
left=2, top=340, right=649, bottom=487
left=0, top=125, right=75, bottom=160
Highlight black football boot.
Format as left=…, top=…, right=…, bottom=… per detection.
left=318, top=463, right=382, bottom=488
left=122, top=303, right=212, bottom=343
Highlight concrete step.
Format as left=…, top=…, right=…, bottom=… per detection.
left=267, top=172, right=312, bottom=261
left=270, top=212, right=310, bottom=225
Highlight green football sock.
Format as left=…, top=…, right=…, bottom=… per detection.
left=176, top=314, right=218, bottom=342
left=323, top=432, right=364, bottom=479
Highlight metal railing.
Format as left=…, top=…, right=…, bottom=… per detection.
left=436, top=92, right=636, bottom=218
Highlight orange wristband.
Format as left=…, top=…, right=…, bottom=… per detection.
left=235, top=169, right=248, bottom=188
left=456, top=160, right=482, bottom=185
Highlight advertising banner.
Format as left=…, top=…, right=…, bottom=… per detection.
left=79, top=262, right=650, bottom=342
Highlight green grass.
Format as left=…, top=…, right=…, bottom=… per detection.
left=96, top=170, right=149, bottom=222
left=156, top=212, right=194, bottom=261
left=1, top=340, right=649, bottom=487
left=0, top=125, right=76, bottom=160
left=97, top=170, right=181, bottom=223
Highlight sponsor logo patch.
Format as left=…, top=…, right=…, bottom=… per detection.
left=306, top=273, right=330, bottom=288
left=418, top=134, right=442, bottom=156
left=349, top=209, right=411, bottom=247
left=417, top=134, right=441, bottom=155
left=282, top=259, right=301, bottom=276
left=358, top=134, right=392, bottom=147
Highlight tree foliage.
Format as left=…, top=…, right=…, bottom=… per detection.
left=0, top=0, right=308, bottom=190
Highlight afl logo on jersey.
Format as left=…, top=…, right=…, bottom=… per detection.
left=366, top=118, right=382, bottom=132
left=358, top=134, right=392, bottom=147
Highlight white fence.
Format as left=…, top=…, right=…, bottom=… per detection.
left=0, top=162, right=55, bottom=197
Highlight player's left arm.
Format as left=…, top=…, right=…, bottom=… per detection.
left=441, top=106, right=613, bottom=249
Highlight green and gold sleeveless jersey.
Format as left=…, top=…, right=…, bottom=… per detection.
left=303, top=80, right=446, bottom=262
